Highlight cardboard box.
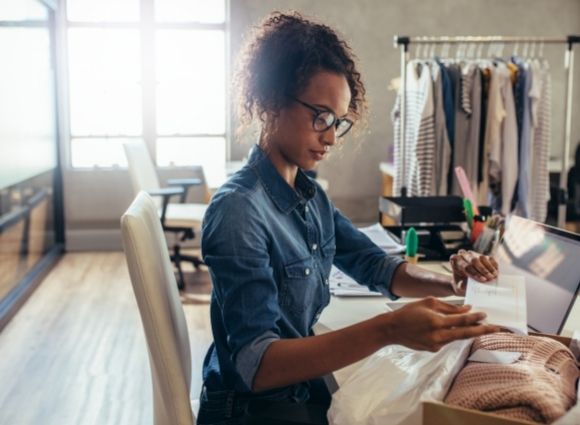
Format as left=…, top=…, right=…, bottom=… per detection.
left=422, top=333, right=578, bottom=425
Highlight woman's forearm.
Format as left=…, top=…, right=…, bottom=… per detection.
left=390, top=263, right=455, bottom=298
left=252, top=314, right=394, bottom=392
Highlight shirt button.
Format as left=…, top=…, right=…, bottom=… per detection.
left=312, top=243, right=318, bottom=251
left=305, top=206, right=309, bottom=213
left=305, top=268, right=311, bottom=276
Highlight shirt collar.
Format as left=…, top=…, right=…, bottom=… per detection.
left=248, top=144, right=317, bottom=214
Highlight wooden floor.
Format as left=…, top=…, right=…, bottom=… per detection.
left=1, top=251, right=578, bottom=424
left=0, top=252, right=213, bottom=425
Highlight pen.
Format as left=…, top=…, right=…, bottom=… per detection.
left=405, top=227, right=418, bottom=265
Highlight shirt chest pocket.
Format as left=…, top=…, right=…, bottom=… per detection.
left=320, top=236, right=336, bottom=278
left=280, top=257, right=320, bottom=316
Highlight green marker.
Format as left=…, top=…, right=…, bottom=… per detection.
left=464, top=198, right=474, bottom=229
left=405, top=227, right=418, bottom=264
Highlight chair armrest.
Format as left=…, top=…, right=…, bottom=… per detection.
left=167, top=178, right=203, bottom=203
left=147, top=187, right=184, bottom=224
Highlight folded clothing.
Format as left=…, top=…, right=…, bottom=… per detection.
left=444, top=333, right=579, bottom=423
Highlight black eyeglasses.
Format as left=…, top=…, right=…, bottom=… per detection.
left=291, top=97, right=354, bottom=138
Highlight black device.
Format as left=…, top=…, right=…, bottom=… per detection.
left=379, top=195, right=471, bottom=260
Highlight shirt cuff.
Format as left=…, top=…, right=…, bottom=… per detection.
left=372, top=256, right=406, bottom=300
left=235, top=331, right=280, bottom=391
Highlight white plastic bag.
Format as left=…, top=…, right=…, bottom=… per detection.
left=328, top=339, right=472, bottom=425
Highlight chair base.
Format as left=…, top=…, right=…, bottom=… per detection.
left=170, top=245, right=204, bottom=290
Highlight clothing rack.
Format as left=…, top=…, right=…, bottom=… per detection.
left=394, top=35, right=580, bottom=228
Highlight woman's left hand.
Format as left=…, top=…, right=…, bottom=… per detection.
left=449, top=249, right=498, bottom=294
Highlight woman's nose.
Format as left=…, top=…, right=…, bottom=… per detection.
left=320, top=125, right=337, bottom=147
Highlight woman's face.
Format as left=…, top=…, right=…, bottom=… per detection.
left=266, top=70, right=352, bottom=171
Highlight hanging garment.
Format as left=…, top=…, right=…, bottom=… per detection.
left=446, top=64, right=461, bottom=191
left=529, top=59, right=552, bottom=222
left=436, top=57, right=456, bottom=149
left=478, top=64, right=496, bottom=206
left=478, top=66, right=491, bottom=188
left=430, top=61, right=452, bottom=196
left=509, top=58, right=525, bottom=210
left=392, top=61, right=436, bottom=196
left=486, top=63, right=519, bottom=215
left=445, top=333, right=578, bottom=424
left=452, top=63, right=482, bottom=197
left=514, top=58, right=534, bottom=217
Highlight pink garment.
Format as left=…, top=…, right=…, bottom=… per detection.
left=444, top=333, right=579, bottom=424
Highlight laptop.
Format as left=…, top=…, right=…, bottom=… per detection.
left=387, top=216, right=580, bottom=335
left=495, top=215, right=580, bottom=334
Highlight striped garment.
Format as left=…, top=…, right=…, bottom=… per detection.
left=529, top=60, right=552, bottom=222
left=453, top=63, right=482, bottom=198
left=461, top=64, right=474, bottom=116
left=392, top=61, right=436, bottom=196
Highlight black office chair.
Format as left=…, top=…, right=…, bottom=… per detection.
left=123, top=142, right=208, bottom=290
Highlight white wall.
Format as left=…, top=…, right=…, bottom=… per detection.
left=229, top=0, right=580, bottom=220
left=63, top=0, right=580, bottom=249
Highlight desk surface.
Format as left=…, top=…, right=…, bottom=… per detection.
left=315, top=261, right=580, bottom=387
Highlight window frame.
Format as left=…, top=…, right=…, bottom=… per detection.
left=63, top=0, right=230, bottom=170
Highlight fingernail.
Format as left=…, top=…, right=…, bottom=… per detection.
left=477, top=312, right=487, bottom=319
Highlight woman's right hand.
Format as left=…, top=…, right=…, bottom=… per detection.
left=384, top=297, right=501, bottom=352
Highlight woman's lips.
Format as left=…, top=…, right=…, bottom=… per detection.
left=310, top=150, right=326, bottom=161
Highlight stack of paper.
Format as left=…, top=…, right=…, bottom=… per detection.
left=358, top=223, right=406, bottom=255
left=328, top=266, right=382, bottom=297
left=465, top=275, right=528, bottom=335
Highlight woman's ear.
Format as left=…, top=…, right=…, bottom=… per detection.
left=266, top=109, right=280, bottom=120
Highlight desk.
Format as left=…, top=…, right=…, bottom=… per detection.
left=315, top=261, right=580, bottom=388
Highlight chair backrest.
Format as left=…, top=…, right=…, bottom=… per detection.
left=121, top=192, right=194, bottom=425
left=124, top=142, right=163, bottom=209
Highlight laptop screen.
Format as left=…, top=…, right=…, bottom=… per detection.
left=495, top=215, right=580, bottom=334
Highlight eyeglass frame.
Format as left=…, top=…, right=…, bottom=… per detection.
left=290, top=97, right=354, bottom=138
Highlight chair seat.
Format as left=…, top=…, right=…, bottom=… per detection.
left=163, top=203, right=208, bottom=228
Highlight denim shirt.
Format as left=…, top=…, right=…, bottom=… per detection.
left=200, top=144, right=404, bottom=400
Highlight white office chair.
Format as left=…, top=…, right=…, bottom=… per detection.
left=123, top=142, right=208, bottom=289
left=121, top=191, right=197, bottom=425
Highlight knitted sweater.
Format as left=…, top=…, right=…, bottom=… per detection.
left=444, top=333, right=579, bottom=423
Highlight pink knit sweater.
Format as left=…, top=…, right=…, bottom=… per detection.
left=444, top=333, right=579, bottom=423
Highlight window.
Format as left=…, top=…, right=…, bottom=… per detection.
left=66, top=0, right=227, bottom=176
left=0, top=0, right=56, bottom=189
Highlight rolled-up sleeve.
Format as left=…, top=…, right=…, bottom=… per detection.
left=202, top=190, right=281, bottom=391
left=332, top=205, right=405, bottom=300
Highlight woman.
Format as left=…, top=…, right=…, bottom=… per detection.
left=198, top=11, right=500, bottom=424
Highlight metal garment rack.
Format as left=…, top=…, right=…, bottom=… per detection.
left=394, top=35, right=580, bottom=228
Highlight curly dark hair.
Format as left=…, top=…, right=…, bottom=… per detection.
left=234, top=11, right=367, bottom=132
